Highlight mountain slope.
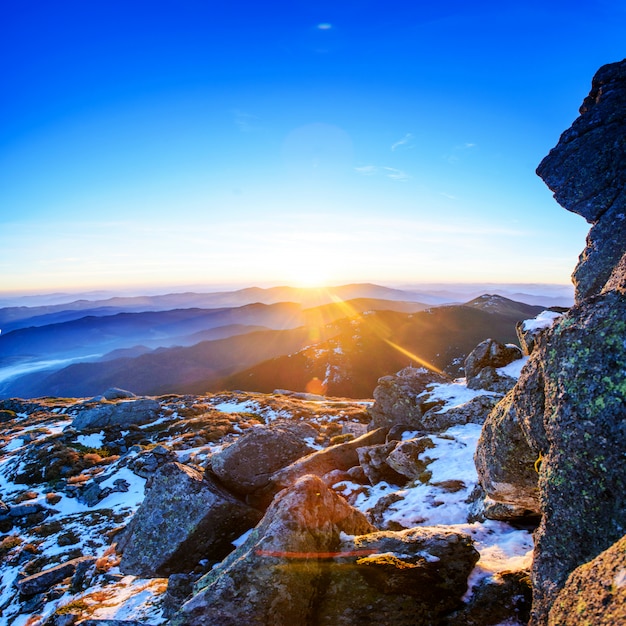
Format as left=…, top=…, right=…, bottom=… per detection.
left=1, top=326, right=339, bottom=398
left=217, top=299, right=545, bottom=398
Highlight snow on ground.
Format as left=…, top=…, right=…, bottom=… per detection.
left=498, top=356, right=529, bottom=379
left=76, top=431, right=105, bottom=448
left=423, top=380, right=497, bottom=411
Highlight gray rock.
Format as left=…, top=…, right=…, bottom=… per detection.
left=547, top=534, right=626, bottom=626
left=523, top=293, right=626, bottom=623
left=444, top=569, right=532, bottom=626
left=572, top=202, right=626, bottom=300
left=8, top=502, right=45, bottom=518
left=369, top=366, right=449, bottom=430
left=173, top=474, right=377, bottom=625
left=72, top=398, right=161, bottom=430
left=357, top=441, right=407, bottom=486
left=118, top=462, right=262, bottom=577
left=602, top=249, right=626, bottom=294
left=16, top=556, right=97, bottom=596
left=474, top=391, right=541, bottom=515
left=209, top=424, right=315, bottom=495
left=315, top=526, right=480, bottom=625
left=385, top=437, right=436, bottom=481
left=464, top=338, right=522, bottom=380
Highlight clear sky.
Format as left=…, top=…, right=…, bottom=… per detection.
left=1, top=1, right=624, bottom=295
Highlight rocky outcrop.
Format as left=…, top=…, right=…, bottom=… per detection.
left=476, top=58, right=626, bottom=625
left=547, top=534, right=626, bottom=625
left=173, top=475, right=479, bottom=626
left=368, top=366, right=449, bottom=430
left=536, top=59, right=626, bottom=302
left=118, top=462, right=262, bottom=576
left=72, top=398, right=161, bottom=430
left=208, top=423, right=316, bottom=495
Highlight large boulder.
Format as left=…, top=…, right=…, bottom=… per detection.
left=172, top=475, right=377, bottom=625
left=72, top=398, right=161, bottom=430
left=316, top=527, right=480, bottom=625
left=547, top=534, right=626, bottom=625
left=474, top=391, right=541, bottom=515
left=536, top=59, right=626, bottom=302
left=117, top=462, right=262, bottom=577
left=172, top=474, right=478, bottom=626
left=369, top=366, right=449, bottom=430
left=209, top=424, right=316, bottom=495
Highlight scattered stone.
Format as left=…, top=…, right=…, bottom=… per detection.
left=420, top=395, right=500, bottom=432
left=251, top=428, right=388, bottom=508
left=118, top=462, right=262, bottom=577
left=385, top=437, right=436, bottom=481
left=357, top=441, right=407, bottom=485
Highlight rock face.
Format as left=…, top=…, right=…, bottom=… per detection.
left=547, top=534, right=626, bottom=625
left=476, top=58, right=626, bottom=625
left=537, top=58, right=626, bottom=302
left=173, top=475, right=478, bottom=626
left=474, top=391, right=541, bottom=515
left=118, top=462, right=262, bottom=576
left=209, top=424, right=316, bottom=495
left=72, top=398, right=161, bottom=430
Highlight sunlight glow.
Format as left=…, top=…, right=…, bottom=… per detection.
left=328, top=294, right=443, bottom=375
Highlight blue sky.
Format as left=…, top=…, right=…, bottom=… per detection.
left=1, top=1, right=624, bottom=294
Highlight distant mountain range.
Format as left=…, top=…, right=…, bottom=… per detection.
left=0, top=285, right=550, bottom=399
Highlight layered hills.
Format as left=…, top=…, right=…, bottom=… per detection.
left=0, top=288, right=545, bottom=399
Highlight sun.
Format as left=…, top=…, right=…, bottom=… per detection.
left=292, top=267, right=330, bottom=288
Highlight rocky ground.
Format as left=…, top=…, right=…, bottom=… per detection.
left=0, top=349, right=537, bottom=625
